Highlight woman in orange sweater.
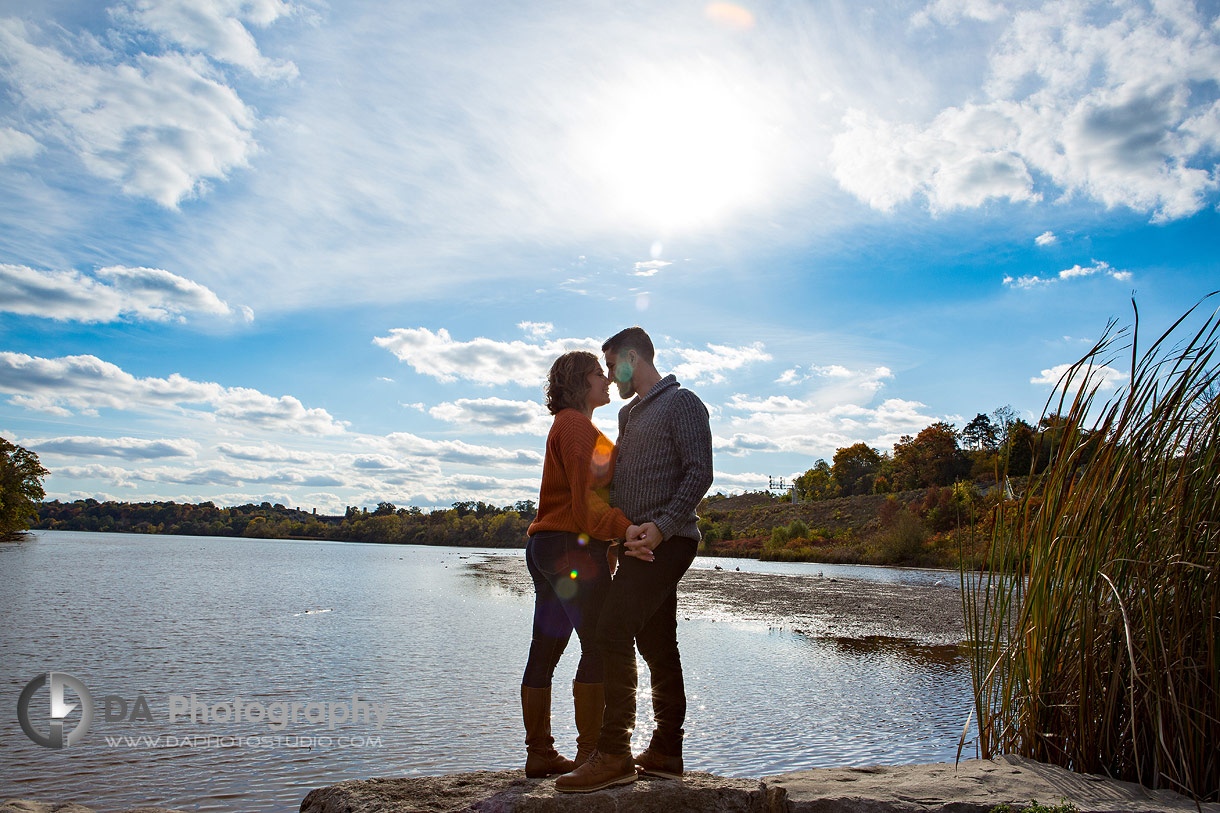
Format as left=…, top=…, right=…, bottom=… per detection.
left=519, top=350, right=643, bottom=778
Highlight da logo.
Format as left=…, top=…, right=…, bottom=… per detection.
left=17, top=672, right=95, bottom=749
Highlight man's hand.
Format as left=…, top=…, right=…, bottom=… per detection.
left=624, top=522, right=662, bottom=562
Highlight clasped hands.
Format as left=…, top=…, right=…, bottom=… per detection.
left=622, top=521, right=662, bottom=562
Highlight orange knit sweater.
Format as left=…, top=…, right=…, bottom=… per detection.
left=526, top=408, right=633, bottom=541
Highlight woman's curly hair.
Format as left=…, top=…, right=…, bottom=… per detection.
left=545, top=351, right=599, bottom=415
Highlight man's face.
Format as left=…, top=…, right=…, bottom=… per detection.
left=604, top=351, right=635, bottom=399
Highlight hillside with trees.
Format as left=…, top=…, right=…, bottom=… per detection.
left=690, top=404, right=1079, bottom=568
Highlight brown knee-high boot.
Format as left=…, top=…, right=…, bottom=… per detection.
left=572, top=681, right=604, bottom=767
left=521, top=685, right=576, bottom=778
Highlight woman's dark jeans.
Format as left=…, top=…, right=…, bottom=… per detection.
left=596, top=535, right=697, bottom=757
left=522, top=531, right=612, bottom=688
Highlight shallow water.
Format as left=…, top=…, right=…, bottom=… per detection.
left=0, top=531, right=973, bottom=812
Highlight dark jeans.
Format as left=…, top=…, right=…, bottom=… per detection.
left=522, top=531, right=612, bottom=688
left=596, top=535, right=697, bottom=756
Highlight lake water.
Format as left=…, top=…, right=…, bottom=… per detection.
left=0, top=531, right=973, bottom=812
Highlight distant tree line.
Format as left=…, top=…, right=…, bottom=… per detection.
left=792, top=406, right=1081, bottom=502
left=33, top=498, right=539, bottom=548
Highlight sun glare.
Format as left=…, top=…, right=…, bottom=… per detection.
left=578, top=68, right=773, bottom=230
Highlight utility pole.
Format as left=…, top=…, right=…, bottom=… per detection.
left=767, top=475, right=800, bottom=504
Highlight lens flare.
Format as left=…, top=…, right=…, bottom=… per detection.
left=569, top=570, right=579, bottom=579
left=577, top=534, right=589, bottom=546
left=705, top=2, right=756, bottom=30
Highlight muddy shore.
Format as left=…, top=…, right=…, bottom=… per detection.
left=463, top=554, right=966, bottom=646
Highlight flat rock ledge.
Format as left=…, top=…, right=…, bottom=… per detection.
left=298, top=756, right=1219, bottom=813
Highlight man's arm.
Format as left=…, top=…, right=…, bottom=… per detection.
left=651, top=390, right=714, bottom=541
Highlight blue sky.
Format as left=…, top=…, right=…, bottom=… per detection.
left=1, top=0, right=1217, bottom=513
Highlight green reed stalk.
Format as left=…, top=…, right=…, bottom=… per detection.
left=962, top=296, right=1220, bottom=802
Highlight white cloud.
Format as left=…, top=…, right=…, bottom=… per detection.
left=429, top=397, right=551, bottom=436
left=1035, top=230, right=1058, bottom=246
left=724, top=390, right=942, bottom=459
left=379, top=432, right=542, bottom=468
left=112, top=0, right=299, bottom=80
left=777, top=364, right=893, bottom=390
left=912, top=0, right=1007, bottom=28
left=0, top=18, right=259, bottom=207
left=60, top=460, right=352, bottom=490
left=0, top=264, right=246, bottom=323
left=517, top=321, right=554, bottom=338
left=633, top=260, right=672, bottom=277
left=834, top=1, right=1220, bottom=221
left=65, top=491, right=123, bottom=503
left=709, top=470, right=772, bottom=494
left=144, top=462, right=347, bottom=488
left=1003, top=259, right=1131, bottom=288
left=832, top=104, right=1040, bottom=212
left=714, top=433, right=784, bottom=456
left=668, top=342, right=772, bottom=386
left=0, top=352, right=346, bottom=434
left=217, top=442, right=314, bottom=463
left=1031, top=361, right=1126, bottom=392
left=1003, top=274, right=1053, bottom=290
left=373, top=328, right=600, bottom=387
left=55, top=464, right=143, bottom=488
left=0, top=126, right=41, bottom=162
left=24, top=435, right=198, bottom=460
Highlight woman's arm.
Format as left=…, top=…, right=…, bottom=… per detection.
left=555, top=411, right=633, bottom=541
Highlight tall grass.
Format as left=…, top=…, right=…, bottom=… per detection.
left=962, top=297, right=1220, bottom=802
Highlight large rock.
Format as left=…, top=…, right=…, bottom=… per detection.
left=299, top=757, right=1220, bottom=813
left=767, top=755, right=1217, bottom=812
left=299, top=770, right=769, bottom=812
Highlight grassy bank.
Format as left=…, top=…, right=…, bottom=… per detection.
left=696, top=486, right=1001, bottom=569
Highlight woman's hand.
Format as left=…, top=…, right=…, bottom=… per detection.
left=623, top=522, right=661, bottom=562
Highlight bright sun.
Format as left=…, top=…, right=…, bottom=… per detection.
left=578, top=67, right=773, bottom=230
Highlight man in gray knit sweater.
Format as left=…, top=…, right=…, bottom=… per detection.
left=556, top=327, right=714, bottom=793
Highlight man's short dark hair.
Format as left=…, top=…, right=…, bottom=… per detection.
left=602, top=327, right=654, bottom=363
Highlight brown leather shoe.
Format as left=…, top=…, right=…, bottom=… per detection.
left=634, top=746, right=683, bottom=779
left=521, top=685, right=575, bottom=778
left=554, top=749, right=636, bottom=793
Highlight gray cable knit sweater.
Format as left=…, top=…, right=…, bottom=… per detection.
left=610, top=374, right=714, bottom=541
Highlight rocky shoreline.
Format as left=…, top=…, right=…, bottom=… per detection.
left=464, top=552, right=966, bottom=645
left=297, top=754, right=1216, bottom=812
left=9, top=755, right=1215, bottom=812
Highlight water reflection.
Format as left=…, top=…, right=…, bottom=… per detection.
left=0, top=532, right=974, bottom=812
left=819, top=636, right=968, bottom=671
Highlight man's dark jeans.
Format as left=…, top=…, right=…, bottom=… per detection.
left=596, top=535, right=697, bottom=756
left=522, top=531, right=611, bottom=688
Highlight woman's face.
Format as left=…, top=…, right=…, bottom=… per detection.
left=584, top=365, right=611, bottom=411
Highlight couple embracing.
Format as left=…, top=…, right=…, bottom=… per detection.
left=519, top=326, right=714, bottom=793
